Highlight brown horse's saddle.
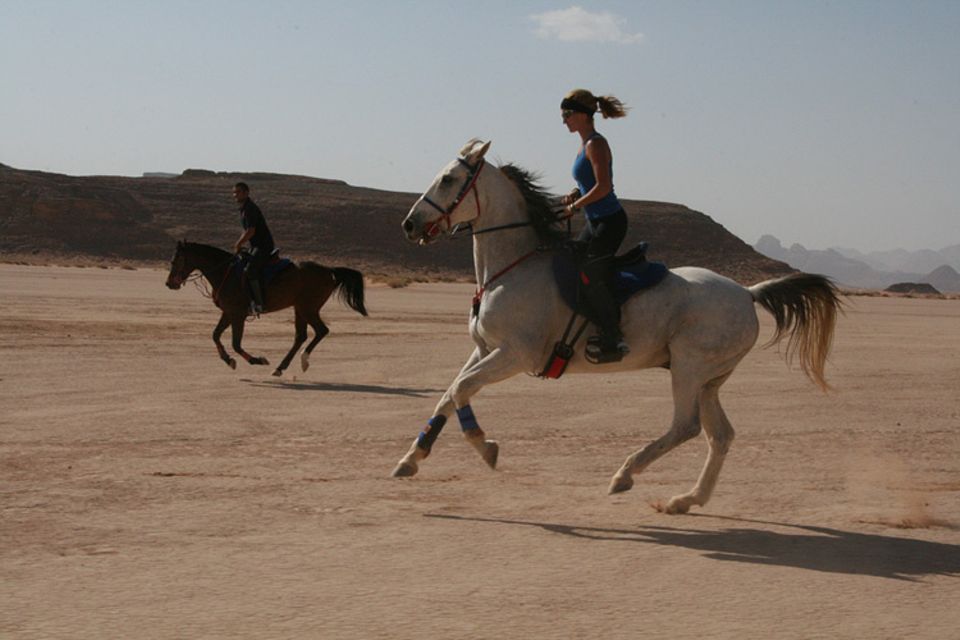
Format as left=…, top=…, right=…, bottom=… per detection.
left=236, top=250, right=293, bottom=286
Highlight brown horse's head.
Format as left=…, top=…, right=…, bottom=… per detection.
left=165, top=241, right=190, bottom=289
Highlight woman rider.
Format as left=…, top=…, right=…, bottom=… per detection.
left=560, top=88, right=630, bottom=362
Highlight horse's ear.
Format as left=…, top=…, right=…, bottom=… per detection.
left=465, top=139, right=491, bottom=164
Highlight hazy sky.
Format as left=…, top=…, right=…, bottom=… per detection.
left=2, top=1, right=958, bottom=251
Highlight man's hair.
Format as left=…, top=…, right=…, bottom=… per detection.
left=234, top=182, right=250, bottom=192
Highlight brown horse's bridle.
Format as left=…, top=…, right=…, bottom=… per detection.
left=420, top=157, right=485, bottom=240
left=167, top=246, right=233, bottom=305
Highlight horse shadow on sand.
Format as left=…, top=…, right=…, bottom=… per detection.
left=241, top=378, right=442, bottom=398
left=425, top=513, right=960, bottom=582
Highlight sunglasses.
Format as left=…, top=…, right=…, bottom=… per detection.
left=561, top=109, right=575, bottom=120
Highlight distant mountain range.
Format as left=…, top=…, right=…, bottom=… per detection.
left=754, top=235, right=960, bottom=293
left=0, top=162, right=793, bottom=285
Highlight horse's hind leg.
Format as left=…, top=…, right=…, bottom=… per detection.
left=299, top=311, right=330, bottom=373
left=662, top=373, right=735, bottom=514
left=608, top=370, right=702, bottom=496
left=272, top=311, right=308, bottom=377
left=213, top=312, right=236, bottom=369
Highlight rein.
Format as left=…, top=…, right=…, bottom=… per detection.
left=418, top=161, right=575, bottom=316
left=174, top=248, right=236, bottom=306
left=462, top=209, right=573, bottom=316
left=454, top=209, right=573, bottom=239
left=210, top=261, right=235, bottom=306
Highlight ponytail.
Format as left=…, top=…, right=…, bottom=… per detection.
left=562, top=89, right=629, bottom=120
left=596, top=95, right=628, bottom=119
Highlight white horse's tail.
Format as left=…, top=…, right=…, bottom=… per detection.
left=749, top=273, right=844, bottom=391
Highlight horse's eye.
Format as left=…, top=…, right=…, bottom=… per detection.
left=440, top=174, right=454, bottom=186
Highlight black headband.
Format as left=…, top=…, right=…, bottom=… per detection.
left=561, top=97, right=595, bottom=115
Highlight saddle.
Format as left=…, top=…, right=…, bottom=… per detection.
left=540, top=241, right=668, bottom=378
left=552, top=241, right=668, bottom=320
left=235, top=249, right=294, bottom=298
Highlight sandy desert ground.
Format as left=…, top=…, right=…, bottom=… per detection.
left=1, top=263, right=958, bottom=639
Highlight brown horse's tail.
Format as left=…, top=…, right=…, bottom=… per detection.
left=331, top=267, right=369, bottom=317
left=748, top=273, right=844, bottom=392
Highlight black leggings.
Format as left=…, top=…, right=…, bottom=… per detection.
left=577, top=209, right=627, bottom=261
left=575, top=209, right=627, bottom=338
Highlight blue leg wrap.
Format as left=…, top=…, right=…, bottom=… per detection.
left=417, top=415, right=446, bottom=450
left=456, top=405, right=480, bottom=432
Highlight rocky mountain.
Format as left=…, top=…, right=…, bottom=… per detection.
left=833, top=245, right=960, bottom=274
left=755, top=235, right=960, bottom=292
left=0, top=162, right=794, bottom=284
left=925, top=264, right=960, bottom=293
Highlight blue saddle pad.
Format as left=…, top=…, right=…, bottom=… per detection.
left=233, top=256, right=293, bottom=286
left=553, top=252, right=668, bottom=312
left=262, top=258, right=293, bottom=284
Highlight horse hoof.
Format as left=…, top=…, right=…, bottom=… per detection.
left=272, top=368, right=283, bottom=377
left=392, top=461, right=418, bottom=477
left=661, top=495, right=694, bottom=515
left=301, top=354, right=310, bottom=372
left=481, top=440, right=499, bottom=470
left=608, top=474, right=634, bottom=494
left=227, top=358, right=237, bottom=370
left=250, top=357, right=270, bottom=366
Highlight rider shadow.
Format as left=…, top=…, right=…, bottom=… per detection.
left=424, top=513, right=960, bottom=582
left=241, top=378, right=442, bottom=398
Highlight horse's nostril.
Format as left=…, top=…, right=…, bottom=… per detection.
left=402, top=219, right=414, bottom=233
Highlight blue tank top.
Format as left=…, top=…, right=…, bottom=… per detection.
left=572, top=133, right=622, bottom=221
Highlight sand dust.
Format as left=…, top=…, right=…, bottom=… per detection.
left=1, top=264, right=959, bottom=639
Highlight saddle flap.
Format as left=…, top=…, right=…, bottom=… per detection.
left=552, top=241, right=666, bottom=315
left=613, top=242, right=648, bottom=267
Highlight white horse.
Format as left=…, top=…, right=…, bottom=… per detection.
left=394, top=139, right=841, bottom=514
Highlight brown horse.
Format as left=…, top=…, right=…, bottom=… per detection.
left=165, top=241, right=367, bottom=376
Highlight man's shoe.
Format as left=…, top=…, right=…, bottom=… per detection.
left=248, top=280, right=265, bottom=316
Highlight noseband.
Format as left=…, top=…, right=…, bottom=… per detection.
left=420, top=157, right=485, bottom=239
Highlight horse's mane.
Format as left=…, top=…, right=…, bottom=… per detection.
left=182, top=241, right=232, bottom=261
left=498, top=163, right=566, bottom=244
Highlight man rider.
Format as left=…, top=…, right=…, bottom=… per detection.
left=233, top=182, right=275, bottom=314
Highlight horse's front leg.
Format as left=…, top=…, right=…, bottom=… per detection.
left=392, top=346, right=525, bottom=477
left=230, top=315, right=270, bottom=366
left=392, top=347, right=484, bottom=477
left=213, top=312, right=236, bottom=369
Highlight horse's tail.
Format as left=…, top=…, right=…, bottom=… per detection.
left=331, top=267, right=369, bottom=317
left=748, top=273, right=844, bottom=392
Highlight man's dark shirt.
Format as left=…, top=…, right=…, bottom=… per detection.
left=239, top=198, right=275, bottom=253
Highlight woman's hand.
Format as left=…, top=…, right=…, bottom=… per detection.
left=560, top=188, right=580, bottom=206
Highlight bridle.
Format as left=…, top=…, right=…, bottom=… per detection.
left=419, top=157, right=485, bottom=240
left=413, top=157, right=579, bottom=316
left=167, top=245, right=236, bottom=305
left=167, top=252, right=189, bottom=288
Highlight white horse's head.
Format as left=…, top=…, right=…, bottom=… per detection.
left=402, top=138, right=491, bottom=245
